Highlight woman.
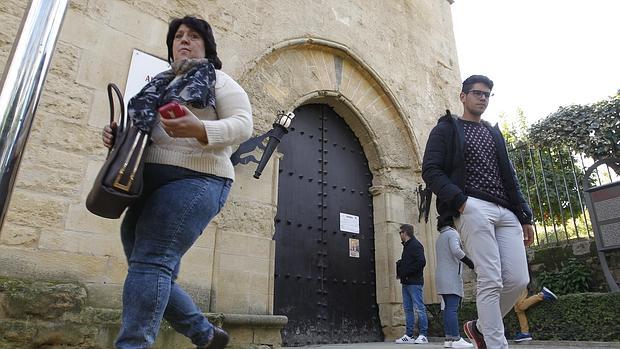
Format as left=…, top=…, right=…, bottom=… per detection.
left=102, top=16, right=252, bottom=349
left=435, top=227, right=474, bottom=348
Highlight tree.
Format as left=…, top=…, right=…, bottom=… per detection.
left=527, top=91, right=620, bottom=161
left=500, top=109, right=591, bottom=244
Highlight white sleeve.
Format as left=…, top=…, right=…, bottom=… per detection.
left=202, top=74, right=253, bottom=146
left=448, top=231, right=466, bottom=260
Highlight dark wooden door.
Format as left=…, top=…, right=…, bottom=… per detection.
left=274, top=104, right=382, bottom=346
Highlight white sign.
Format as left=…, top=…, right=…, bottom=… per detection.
left=124, top=49, right=170, bottom=106
left=339, top=213, right=359, bottom=234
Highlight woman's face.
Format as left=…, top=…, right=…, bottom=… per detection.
left=172, top=24, right=206, bottom=61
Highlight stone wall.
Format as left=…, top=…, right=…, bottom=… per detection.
left=0, top=0, right=461, bottom=342
left=0, top=277, right=286, bottom=348
left=527, top=239, right=620, bottom=293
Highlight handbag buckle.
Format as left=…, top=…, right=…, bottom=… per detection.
left=113, top=132, right=148, bottom=192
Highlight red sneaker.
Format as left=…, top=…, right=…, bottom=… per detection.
left=463, top=320, right=486, bottom=349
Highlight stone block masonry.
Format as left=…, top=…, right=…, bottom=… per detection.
left=0, top=0, right=461, bottom=344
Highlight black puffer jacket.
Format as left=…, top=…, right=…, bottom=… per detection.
left=396, top=237, right=426, bottom=285
left=421, top=112, right=533, bottom=228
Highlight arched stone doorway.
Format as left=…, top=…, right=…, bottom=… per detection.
left=239, top=38, right=432, bottom=339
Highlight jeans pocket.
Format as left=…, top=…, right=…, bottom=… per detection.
left=216, top=179, right=232, bottom=214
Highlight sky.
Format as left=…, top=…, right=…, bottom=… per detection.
left=450, top=0, right=620, bottom=126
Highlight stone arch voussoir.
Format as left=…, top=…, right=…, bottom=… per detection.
left=239, top=37, right=421, bottom=173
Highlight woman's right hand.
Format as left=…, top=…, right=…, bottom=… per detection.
left=102, top=121, right=118, bottom=149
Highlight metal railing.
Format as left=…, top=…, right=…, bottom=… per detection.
left=508, top=144, right=619, bottom=246
left=0, top=0, right=68, bottom=228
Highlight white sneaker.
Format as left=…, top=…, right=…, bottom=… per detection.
left=451, top=337, right=473, bottom=348
left=444, top=340, right=453, bottom=348
left=414, top=335, right=428, bottom=344
left=395, top=334, right=415, bottom=344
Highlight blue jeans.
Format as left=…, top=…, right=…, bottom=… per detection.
left=115, top=164, right=231, bottom=349
left=402, top=284, right=428, bottom=337
left=441, top=294, right=462, bottom=340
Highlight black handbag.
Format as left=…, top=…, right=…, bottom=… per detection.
left=86, top=83, right=150, bottom=219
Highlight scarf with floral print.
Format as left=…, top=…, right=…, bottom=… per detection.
left=127, top=58, right=216, bottom=132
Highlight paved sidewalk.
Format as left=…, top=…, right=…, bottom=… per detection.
left=283, top=340, right=620, bottom=349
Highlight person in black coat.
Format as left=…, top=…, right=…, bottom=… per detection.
left=395, top=224, right=428, bottom=344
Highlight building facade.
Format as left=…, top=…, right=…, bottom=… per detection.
left=0, top=0, right=463, bottom=347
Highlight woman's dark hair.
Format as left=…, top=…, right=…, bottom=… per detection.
left=462, top=74, right=493, bottom=93
left=166, top=16, right=222, bottom=69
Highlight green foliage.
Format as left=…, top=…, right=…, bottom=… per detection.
left=527, top=91, right=620, bottom=161
left=428, top=293, right=620, bottom=341
left=536, top=258, right=592, bottom=294
left=502, top=292, right=620, bottom=341
left=498, top=108, right=529, bottom=145
left=500, top=105, right=601, bottom=243
left=509, top=144, right=583, bottom=230
left=506, top=142, right=590, bottom=240
left=532, top=216, right=591, bottom=246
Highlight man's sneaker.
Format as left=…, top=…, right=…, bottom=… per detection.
left=444, top=340, right=453, bottom=348
left=413, top=334, right=428, bottom=344
left=463, top=321, right=486, bottom=349
left=451, top=337, right=474, bottom=348
left=542, top=286, right=558, bottom=301
left=395, top=334, right=415, bottom=344
left=514, top=331, right=533, bottom=342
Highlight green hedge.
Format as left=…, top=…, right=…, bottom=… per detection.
left=427, top=292, right=620, bottom=341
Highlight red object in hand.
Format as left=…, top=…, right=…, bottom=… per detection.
left=158, top=102, right=186, bottom=119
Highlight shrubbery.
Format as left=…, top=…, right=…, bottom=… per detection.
left=427, top=292, right=620, bottom=341
left=536, top=258, right=592, bottom=294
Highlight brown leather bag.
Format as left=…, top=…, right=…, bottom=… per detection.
left=86, top=83, right=150, bottom=219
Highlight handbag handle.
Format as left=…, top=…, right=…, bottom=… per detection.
left=107, top=83, right=126, bottom=134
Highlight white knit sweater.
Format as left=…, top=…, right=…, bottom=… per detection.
left=145, top=70, right=253, bottom=180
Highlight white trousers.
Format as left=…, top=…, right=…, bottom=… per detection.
left=454, top=197, right=529, bottom=349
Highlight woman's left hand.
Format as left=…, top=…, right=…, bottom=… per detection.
left=160, top=105, right=208, bottom=143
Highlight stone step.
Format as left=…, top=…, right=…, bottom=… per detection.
left=0, top=277, right=286, bottom=348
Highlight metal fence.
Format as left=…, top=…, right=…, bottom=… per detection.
left=508, top=144, right=619, bottom=246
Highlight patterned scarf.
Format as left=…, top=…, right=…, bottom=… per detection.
left=127, top=58, right=216, bottom=133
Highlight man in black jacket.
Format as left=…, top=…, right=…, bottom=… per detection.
left=422, top=75, right=534, bottom=349
left=395, top=224, right=428, bottom=344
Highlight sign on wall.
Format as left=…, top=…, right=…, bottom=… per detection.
left=339, top=212, right=359, bottom=234
left=124, top=49, right=170, bottom=105
left=586, top=183, right=620, bottom=250
left=582, top=158, right=620, bottom=292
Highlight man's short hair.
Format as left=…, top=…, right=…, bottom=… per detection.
left=462, top=75, right=494, bottom=93
left=400, top=224, right=414, bottom=238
